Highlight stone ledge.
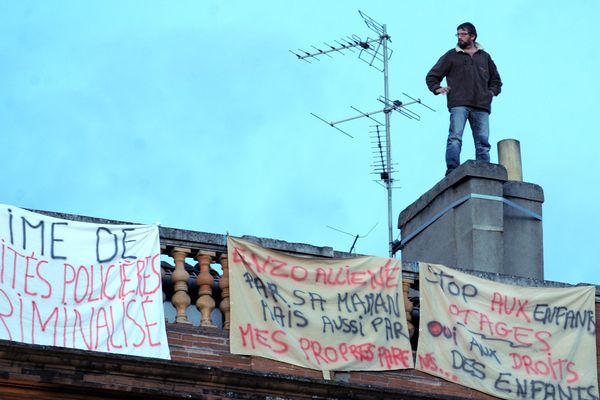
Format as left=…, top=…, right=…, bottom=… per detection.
left=398, top=160, right=508, bottom=228
left=29, top=209, right=338, bottom=259
left=503, top=180, right=545, bottom=202
left=0, top=340, right=468, bottom=400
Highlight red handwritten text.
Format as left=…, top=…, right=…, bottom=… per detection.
left=238, top=323, right=288, bottom=354
left=449, top=303, right=552, bottom=351
left=233, top=246, right=399, bottom=289
left=509, top=353, right=580, bottom=384
left=490, top=292, right=531, bottom=323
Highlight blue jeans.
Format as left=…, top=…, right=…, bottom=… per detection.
left=446, top=106, right=491, bottom=170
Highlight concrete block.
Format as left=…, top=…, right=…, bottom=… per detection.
left=398, top=160, right=544, bottom=279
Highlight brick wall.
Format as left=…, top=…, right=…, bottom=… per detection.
left=167, top=301, right=600, bottom=399
left=0, top=303, right=597, bottom=400
left=166, top=325, right=492, bottom=399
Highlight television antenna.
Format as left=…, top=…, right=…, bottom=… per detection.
left=291, top=10, right=434, bottom=257
left=327, top=222, right=378, bottom=254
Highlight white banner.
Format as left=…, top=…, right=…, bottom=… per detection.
left=228, top=237, right=413, bottom=373
left=0, top=204, right=170, bottom=360
left=416, top=263, right=598, bottom=399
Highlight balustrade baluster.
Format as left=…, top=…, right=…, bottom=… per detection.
left=219, top=254, right=230, bottom=330
left=170, top=248, right=192, bottom=324
left=195, top=252, right=216, bottom=327
left=160, top=245, right=167, bottom=302
left=402, top=278, right=415, bottom=337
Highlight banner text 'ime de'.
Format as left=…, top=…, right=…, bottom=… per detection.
left=0, top=204, right=170, bottom=360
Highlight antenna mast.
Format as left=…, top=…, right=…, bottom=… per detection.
left=381, top=21, right=394, bottom=259
left=291, top=10, right=433, bottom=258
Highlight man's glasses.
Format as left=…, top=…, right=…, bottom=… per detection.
left=455, top=32, right=472, bottom=37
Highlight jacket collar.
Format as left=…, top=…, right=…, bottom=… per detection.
left=455, top=42, right=484, bottom=53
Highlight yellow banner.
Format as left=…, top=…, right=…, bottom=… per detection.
left=228, top=237, right=413, bottom=372
left=416, top=263, right=598, bottom=399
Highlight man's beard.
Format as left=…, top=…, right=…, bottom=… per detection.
left=457, top=39, right=473, bottom=49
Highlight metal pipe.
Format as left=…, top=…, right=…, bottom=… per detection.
left=497, top=139, right=523, bottom=181
left=382, top=24, right=393, bottom=258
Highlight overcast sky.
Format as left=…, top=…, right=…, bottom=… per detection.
left=1, top=0, right=598, bottom=285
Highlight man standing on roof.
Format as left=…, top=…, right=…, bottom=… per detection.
left=426, top=22, right=502, bottom=176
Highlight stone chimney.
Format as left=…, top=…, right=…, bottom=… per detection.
left=396, top=156, right=544, bottom=279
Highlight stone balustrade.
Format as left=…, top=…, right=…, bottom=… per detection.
left=159, top=245, right=225, bottom=328
left=27, top=209, right=418, bottom=337
left=159, top=241, right=416, bottom=337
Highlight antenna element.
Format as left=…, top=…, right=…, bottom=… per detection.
left=292, top=11, right=434, bottom=257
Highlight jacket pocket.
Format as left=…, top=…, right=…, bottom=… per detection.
left=479, top=66, right=490, bottom=81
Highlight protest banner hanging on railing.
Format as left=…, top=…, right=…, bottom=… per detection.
left=0, top=204, right=170, bottom=360
left=416, top=262, right=598, bottom=400
left=228, top=237, right=413, bottom=374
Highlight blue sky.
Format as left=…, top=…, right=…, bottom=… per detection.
left=1, top=1, right=598, bottom=285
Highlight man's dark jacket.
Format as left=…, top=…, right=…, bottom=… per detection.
left=426, top=45, right=502, bottom=113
